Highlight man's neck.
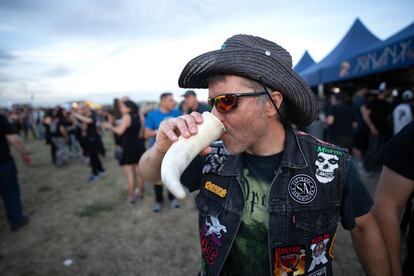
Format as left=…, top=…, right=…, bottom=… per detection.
left=160, top=107, right=171, bottom=113
left=246, top=122, right=286, bottom=156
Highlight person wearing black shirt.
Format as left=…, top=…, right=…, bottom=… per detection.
left=181, top=90, right=210, bottom=114
left=138, top=34, right=390, bottom=275
left=50, top=107, right=68, bottom=167
left=361, top=88, right=392, bottom=172
left=104, top=100, right=145, bottom=204
left=373, top=122, right=414, bottom=276
left=0, top=113, right=31, bottom=231
left=74, top=104, right=106, bottom=182
left=326, top=93, right=356, bottom=152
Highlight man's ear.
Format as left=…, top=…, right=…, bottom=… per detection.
left=265, top=91, right=283, bottom=116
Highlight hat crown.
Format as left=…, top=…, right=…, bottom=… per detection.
left=223, top=34, right=293, bottom=68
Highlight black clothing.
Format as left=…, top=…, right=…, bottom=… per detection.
left=363, top=98, right=392, bottom=172
left=154, top=185, right=175, bottom=203
left=377, top=122, right=414, bottom=180
left=327, top=103, right=355, bottom=151
left=366, top=98, right=391, bottom=136
left=0, top=114, right=14, bottom=163
left=221, top=152, right=283, bottom=276
left=181, top=130, right=372, bottom=275
left=120, top=114, right=145, bottom=165
left=83, top=113, right=105, bottom=176
left=0, top=114, right=26, bottom=228
left=377, top=122, right=414, bottom=276
left=50, top=118, right=64, bottom=137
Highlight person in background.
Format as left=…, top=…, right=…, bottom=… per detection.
left=50, top=107, right=68, bottom=167
left=0, top=113, right=31, bottom=231
left=43, top=109, right=56, bottom=165
left=105, top=100, right=145, bottom=204
left=393, top=89, right=414, bottom=135
left=64, top=109, right=82, bottom=159
left=326, top=92, right=356, bottom=152
left=373, top=122, right=414, bottom=276
left=9, top=108, right=22, bottom=135
left=352, top=88, right=369, bottom=167
left=74, top=104, right=106, bottom=182
left=361, top=83, right=392, bottom=172
left=145, top=92, right=181, bottom=212
left=111, top=98, right=124, bottom=162
left=181, top=90, right=210, bottom=114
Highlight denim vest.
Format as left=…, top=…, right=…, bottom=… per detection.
left=196, top=130, right=350, bottom=276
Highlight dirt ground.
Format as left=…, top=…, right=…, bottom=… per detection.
left=0, top=135, right=390, bottom=275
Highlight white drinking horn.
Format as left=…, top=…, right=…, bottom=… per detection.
left=161, top=112, right=225, bottom=199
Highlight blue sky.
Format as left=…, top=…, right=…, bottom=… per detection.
left=0, top=0, right=413, bottom=106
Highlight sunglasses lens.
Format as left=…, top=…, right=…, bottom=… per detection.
left=215, top=94, right=238, bottom=113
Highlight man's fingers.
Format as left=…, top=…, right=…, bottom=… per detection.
left=191, top=111, right=204, bottom=124
left=174, top=117, right=191, bottom=138
left=162, top=120, right=178, bottom=141
left=160, top=112, right=206, bottom=141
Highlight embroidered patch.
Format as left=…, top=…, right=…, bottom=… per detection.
left=205, top=216, right=227, bottom=239
left=288, top=174, right=317, bottom=204
left=309, top=234, right=330, bottom=272
left=200, top=230, right=219, bottom=265
left=200, top=216, right=227, bottom=265
left=309, top=267, right=327, bottom=276
left=316, top=145, right=344, bottom=156
left=273, top=245, right=306, bottom=276
left=315, top=152, right=339, bottom=183
left=329, top=234, right=336, bottom=258
left=204, top=181, right=227, bottom=198
left=202, top=144, right=228, bottom=174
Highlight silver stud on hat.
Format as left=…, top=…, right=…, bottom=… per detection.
left=265, top=50, right=271, bottom=56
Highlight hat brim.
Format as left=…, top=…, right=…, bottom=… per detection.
left=178, top=48, right=317, bottom=127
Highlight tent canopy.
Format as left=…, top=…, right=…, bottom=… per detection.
left=327, top=21, right=414, bottom=83
left=300, top=18, right=381, bottom=86
left=293, top=50, right=315, bottom=73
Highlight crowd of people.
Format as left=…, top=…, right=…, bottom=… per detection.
left=1, top=45, right=413, bottom=274
left=0, top=90, right=210, bottom=229
left=305, top=83, right=414, bottom=175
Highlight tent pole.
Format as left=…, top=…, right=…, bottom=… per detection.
left=318, top=84, right=325, bottom=100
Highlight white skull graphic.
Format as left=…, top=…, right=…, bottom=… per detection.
left=315, top=152, right=339, bottom=183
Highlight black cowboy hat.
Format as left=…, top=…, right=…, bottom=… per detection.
left=178, top=34, right=317, bottom=127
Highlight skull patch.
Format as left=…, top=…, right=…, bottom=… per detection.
left=315, top=152, right=339, bottom=183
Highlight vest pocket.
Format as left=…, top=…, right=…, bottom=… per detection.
left=294, top=207, right=341, bottom=234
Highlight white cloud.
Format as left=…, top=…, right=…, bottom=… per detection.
left=0, top=0, right=413, bottom=105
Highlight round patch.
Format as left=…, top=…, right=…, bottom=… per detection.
left=288, top=174, right=317, bottom=204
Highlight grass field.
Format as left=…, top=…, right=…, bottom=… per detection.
left=0, top=135, right=367, bottom=275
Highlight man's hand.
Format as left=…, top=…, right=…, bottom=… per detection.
left=155, top=112, right=204, bottom=154
left=139, top=112, right=210, bottom=184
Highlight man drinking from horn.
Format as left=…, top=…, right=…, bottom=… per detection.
left=138, top=34, right=390, bottom=276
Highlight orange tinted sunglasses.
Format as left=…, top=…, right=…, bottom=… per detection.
left=208, top=92, right=267, bottom=113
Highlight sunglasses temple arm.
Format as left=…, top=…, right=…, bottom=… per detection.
left=259, top=78, right=291, bottom=130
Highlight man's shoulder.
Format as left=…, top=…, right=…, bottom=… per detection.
left=147, top=109, right=161, bottom=117
left=295, top=130, right=349, bottom=155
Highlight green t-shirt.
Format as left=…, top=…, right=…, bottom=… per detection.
left=221, top=151, right=283, bottom=276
